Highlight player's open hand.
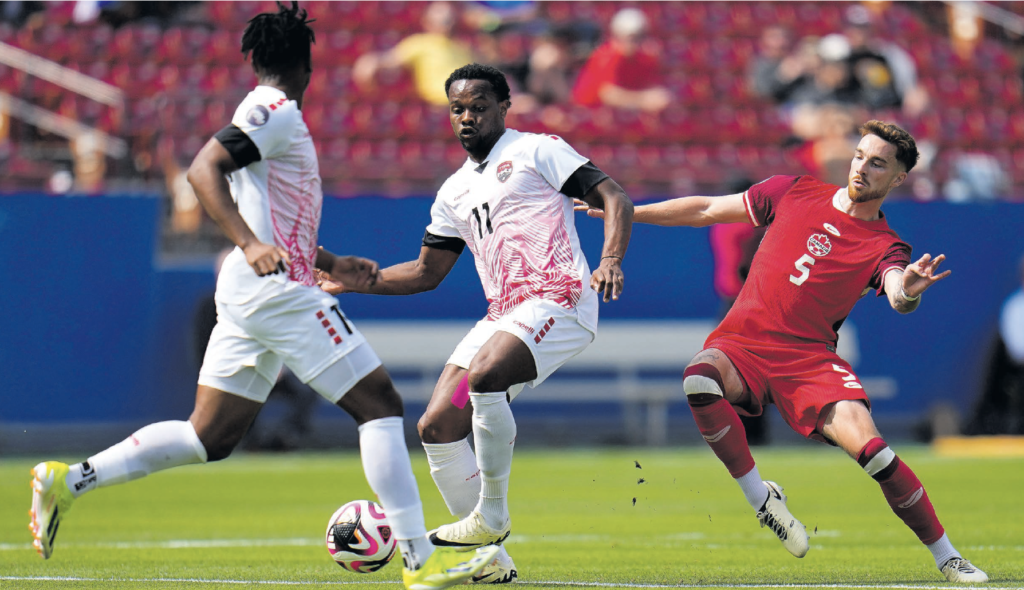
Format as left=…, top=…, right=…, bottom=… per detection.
left=315, top=268, right=346, bottom=295
left=591, top=256, right=624, bottom=302
left=573, top=198, right=605, bottom=219
left=902, top=253, right=951, bottom=298
left=244, top=241, right=290, bottom=277
left=328, top=255, right=381, bottom=293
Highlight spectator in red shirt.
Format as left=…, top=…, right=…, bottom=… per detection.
left=571, top=8, right=671, bottom=112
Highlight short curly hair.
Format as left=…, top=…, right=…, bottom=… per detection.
left=860, top=120, right=919, bottom=172
left=444, top=63, right=511, bottom=103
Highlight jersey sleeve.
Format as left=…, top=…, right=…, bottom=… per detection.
left=532, top=135, right=589, bottom=192
left=229, top=99, right=297, bottom=162
left=425, top=196, right=461, bottom=239
left=870, top=241, right=912, bottom=296
left=743, top=175, right=801, bottom=227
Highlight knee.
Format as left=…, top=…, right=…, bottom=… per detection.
left=683, top=362, right=726, bottom=407
left=195, top=431, right=239, bottom=462
left=466, top=359, right=507, bottom=394
left=417, top=409, right=471, bottom=444
left=355, top=384, right=404, bottom=424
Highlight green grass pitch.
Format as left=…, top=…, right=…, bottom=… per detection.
left=2, top=446, right=1021, bottom=589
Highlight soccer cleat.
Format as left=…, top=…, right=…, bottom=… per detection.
left=29, top=461, right=75, bottom=559
left=429, top=511, right=511, bottom=552
left=756, top=481, right=809, bottom=558
left=403, top=545, right=500, bottom=590
left=471, top=546, right=518, bottom=584
left=940, top=557, right=989, bottom=583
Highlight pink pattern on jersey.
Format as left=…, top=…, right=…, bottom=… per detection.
left=478, top=192, right=582, bottom=320
left=268, top=158, right=321, bottom=287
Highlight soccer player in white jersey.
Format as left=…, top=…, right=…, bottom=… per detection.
left=28, top=4, right=497, bottom=587
left=324, top=63, right=634, bottom=583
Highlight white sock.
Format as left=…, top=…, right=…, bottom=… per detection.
left=422, top=438, right=481, bottom=519
left=469, top=390, right=516, bottom=530
left=69, top=420, right=208, bottom=498
left=358, top=417, right=433, bottom=568
left=736, top=466, right=769, bottom=511
left=927, top=532, right=959, bottom=568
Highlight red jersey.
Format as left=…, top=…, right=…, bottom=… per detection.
left=710, top=175, right=911, bottom=346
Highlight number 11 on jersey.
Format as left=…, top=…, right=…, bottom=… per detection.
left=471, top=203, right=493, bottom=239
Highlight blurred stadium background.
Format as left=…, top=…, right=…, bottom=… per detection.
left=2, top=1, right=1024, bottom=454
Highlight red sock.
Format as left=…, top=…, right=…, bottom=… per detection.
left=688, top=397, right=755, bottom=478
left=858, top=438, right=945, bottom=545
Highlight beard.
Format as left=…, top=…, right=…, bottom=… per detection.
left=848, top=180, right=887, bottom=203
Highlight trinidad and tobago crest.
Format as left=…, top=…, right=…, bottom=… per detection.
left=496, top=161, right=513, bottom=183
left=807, top=233, right=832, bottom=257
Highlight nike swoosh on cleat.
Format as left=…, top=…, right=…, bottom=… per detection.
left=428, top=532, right=481, bottom=548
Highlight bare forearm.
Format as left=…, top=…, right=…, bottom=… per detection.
left=634, top=197, right=713, bottom=226
left=892, top=291, right=921, bottom=314
left=356, top=260, right=437, bottom=295
left=600, top=192, right=633, bottom=259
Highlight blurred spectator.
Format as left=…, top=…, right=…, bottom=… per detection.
left=159, top=137, right=201, bottom=234
left=966, top=254, right=1024, bottom=435
left=789, top=103, right=860, bottom=186
left=942, top=153, right=1010, bottom=202
left=526, top=25, right=576, bottom=106
left=352, top=2, right=473, bottom=107
left=841, top=4, right=929, bottom=117
left=783, top=35, right=860, bottom=109
left=463, top=0, right=542, bottom=34
left=748, top=25, right=803, bottom=102
left=571, top=8, right=671, bottom=113
left=70, top=131, right=105, bottom=193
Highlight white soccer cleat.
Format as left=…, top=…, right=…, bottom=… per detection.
left=29, top=461, right=75, bottom=560
left=471, top=545, right=518, bottom=584
left=429, top=511, right=511, bottom=552
left=941, top=557, right=989, bottom=583
left=756, top=481, right=809, bottom=558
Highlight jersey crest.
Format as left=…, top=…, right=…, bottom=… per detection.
left=807, top=233, right=832, bottom=257
left=496, top=161, right=513, bottom=183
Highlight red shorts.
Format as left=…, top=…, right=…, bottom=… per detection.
left=704, top=332, right=870, bottom=443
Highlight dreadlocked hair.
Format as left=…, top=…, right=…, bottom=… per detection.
left=241, top=1, right=316, bottom=77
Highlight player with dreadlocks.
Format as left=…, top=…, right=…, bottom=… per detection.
left=28, top=3, right=497, bottom=586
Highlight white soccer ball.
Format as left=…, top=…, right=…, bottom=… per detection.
left=325, top=499, right=397, bottom=573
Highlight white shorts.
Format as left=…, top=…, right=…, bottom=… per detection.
left=198, top=283, right=381, bottom=404
left=446, top=298, right=595, bottom=401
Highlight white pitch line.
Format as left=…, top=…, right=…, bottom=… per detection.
left=1, top=577, right=1022, bottom=590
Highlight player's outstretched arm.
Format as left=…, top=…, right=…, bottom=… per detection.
left=575, top=192, right=749, bottom=227
left=337, top=246, right=461, bottom=296
left=578, top=178, right=633, bottom=302
left=885, top=253, right=951, bottom=314
left=187, top=138, right=290, bottom=276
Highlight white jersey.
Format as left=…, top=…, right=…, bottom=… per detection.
left=426, top=129, right=598, bottom=333
left=216, top=85, right=322, bottom=305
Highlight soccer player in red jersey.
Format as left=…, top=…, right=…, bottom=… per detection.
left=577, top=121, right=987, bottom=583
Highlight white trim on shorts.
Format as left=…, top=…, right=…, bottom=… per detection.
left=446, top=298, right=595, bottom=401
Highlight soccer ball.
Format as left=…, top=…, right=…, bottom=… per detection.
left=325, top=499, right=397, bottom=573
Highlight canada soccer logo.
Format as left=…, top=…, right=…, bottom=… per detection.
left=496, top=161, right=513, bottom=183
left=807, top=233, right=832, bottom=257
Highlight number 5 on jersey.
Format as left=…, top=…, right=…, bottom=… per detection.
left=790, top=254, right=815, bottom=286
